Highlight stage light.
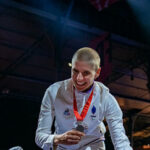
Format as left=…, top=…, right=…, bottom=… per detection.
left=143, top=144, right=150, bottom=149
left=68, top=62, right=72, bottom=67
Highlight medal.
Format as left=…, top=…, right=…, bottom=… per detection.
left=73, top=121, right=88, bottom=132
left=73, top=87, right=94, bottom=132
left=76, top=123, right=84, bottom=132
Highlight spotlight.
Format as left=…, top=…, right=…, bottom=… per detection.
left=68, top=63, right=72, bottom=67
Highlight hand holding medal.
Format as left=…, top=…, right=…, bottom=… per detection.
left=53, top=130, right=85, bottom=145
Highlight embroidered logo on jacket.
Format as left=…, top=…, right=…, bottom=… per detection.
left=63, top=108, right=73, bottom=119
left=90, top=105, right=97, bottom=120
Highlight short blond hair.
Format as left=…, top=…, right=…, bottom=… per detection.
left=72, top=47, right=100, bottom=71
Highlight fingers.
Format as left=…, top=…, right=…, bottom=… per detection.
left=63, top=130, right=85, bottom=145
left=64, top=135, right=81, bottom=145
left=64, top=135, right=80, bottom=145
left=68, top=130, right=85, bottom=137
left=66, top=134, right=81, bottom=140
left=54, top=130, right=85, bottom=145
left=66, top=138, right=80, bottom=145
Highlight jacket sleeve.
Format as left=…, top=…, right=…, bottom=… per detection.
left=104, top=93, right=133, bottom=150
left=35, top=87, right=55, bottom=150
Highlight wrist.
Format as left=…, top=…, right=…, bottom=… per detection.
left=53, top=135, right=60, bottom=146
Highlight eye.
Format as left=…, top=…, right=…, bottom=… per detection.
left=83, top=71, right=90, bottom=76
left=73, top=68, right=78, bottom=74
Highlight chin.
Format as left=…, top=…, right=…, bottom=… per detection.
left=75, top=86, right=85, bottom=91
left=76, top=86, right=88, bottom=92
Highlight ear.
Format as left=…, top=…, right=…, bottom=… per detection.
left=94, top=68, right=101, bottom=79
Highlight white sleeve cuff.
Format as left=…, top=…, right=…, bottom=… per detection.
left=43, top=135, right=55, bottom=150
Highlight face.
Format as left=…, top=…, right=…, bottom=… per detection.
left=71, top=61, right=100, bottom=92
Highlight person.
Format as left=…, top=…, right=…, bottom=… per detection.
left=35, top=47, right=133, bottom=150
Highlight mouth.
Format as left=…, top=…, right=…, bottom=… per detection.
left=75, top=82, right=86, bottom=87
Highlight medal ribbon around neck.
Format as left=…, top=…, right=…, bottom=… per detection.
left=73, top=87, right=94, bottom=121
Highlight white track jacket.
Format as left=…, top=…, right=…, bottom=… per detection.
left=35, top=78, right=132, bottom=150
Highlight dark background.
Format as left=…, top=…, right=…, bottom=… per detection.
left=0, top=0, right=150, bottom=149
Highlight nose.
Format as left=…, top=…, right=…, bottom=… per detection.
left=77, top=72, right=83, bottom=81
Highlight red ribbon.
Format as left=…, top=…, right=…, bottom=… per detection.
left=73, top=87, right=94, bottom=121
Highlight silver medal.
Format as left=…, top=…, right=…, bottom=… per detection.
left=76, top=124, right=84, bottom=132
left=75, top=121, right=84, bottom=132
